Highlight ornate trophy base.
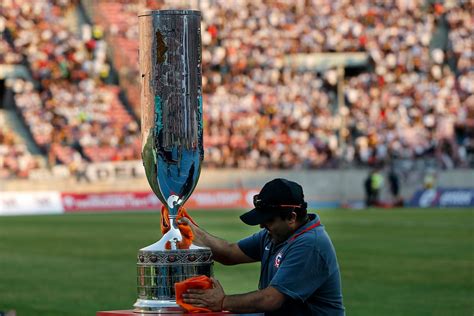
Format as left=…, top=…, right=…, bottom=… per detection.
left=134, top=244, right=213, bottom=313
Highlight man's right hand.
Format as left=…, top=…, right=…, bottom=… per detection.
left=177, top=217, right=206, bottom=246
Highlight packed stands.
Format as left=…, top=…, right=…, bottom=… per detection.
left=85, top=0, right=473, bottom=169
left=0, top=110, right=41, bottom=178
left=1, top=0, right=141, bottom=176
left=1, top=0, right=473, bottom=179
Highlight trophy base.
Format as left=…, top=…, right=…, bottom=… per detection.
left=133, top=299, right=182, bottom=313
left=135, top=246, right=213, bottom=311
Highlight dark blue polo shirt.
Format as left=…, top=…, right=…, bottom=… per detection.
left=238, top=214, right=344, bottom=316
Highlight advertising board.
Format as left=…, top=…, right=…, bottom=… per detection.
left=409, top=188, right=474, bottom=208
left=0, top=191, right=63, bottom=216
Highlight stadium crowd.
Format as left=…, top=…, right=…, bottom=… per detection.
left=0, top=0, right=472, bottom=179
left=0, top=113, right=40, bottom=178
left=91, top=0, right=473, bottom=169
left=1, top=0, right=141, bottom=176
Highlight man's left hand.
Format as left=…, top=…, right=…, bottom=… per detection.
left=182, top=277, right=226, bottom=311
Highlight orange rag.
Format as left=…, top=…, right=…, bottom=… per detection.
left=161, top=206, right=198, bottom=250
left=175, top=275, right=213, bottom=313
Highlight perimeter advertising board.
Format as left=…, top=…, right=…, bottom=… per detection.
left=409, top=188, right=474, bottom=208
left=61, top=189, right=259, bottom=212
left=0, top=191, right=63, bottom=216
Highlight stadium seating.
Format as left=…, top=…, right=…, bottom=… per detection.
left=0, top=0, right=472, bottom=179
left=0, top=110, right=41, bottom=178
left=1, top=0, right=141, bottom=173
left=87, top=0, right=473, bottom=169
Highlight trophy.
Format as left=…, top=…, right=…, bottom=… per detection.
left=135, top=10, right=213, bottom=313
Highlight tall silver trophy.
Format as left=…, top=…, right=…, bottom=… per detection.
left=136, top=10, right=213, bottom=313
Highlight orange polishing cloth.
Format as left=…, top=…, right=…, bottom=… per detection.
left=175, top=275, right=213, bottom=313
left=161, top=206, right=198, bottom=250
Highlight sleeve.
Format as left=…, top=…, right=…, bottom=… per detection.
left=237, top=230, right=265, bottom=262
left=269, top=239, right=330, bottom=301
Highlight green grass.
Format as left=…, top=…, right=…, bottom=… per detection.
left=0, top=208, right=473, bottom=315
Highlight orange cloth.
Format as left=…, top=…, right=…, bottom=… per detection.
left=160, top=206, right=198, bottom=250
left=175, top=275, right=213, bottom=313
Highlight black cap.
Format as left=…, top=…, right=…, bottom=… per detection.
left=240, top=178, right=307, bottom=226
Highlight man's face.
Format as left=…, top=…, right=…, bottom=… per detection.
left=260, top=215, right=293, bottom=245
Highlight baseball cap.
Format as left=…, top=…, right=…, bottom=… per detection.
left=240, top=178, right=307, bottom=226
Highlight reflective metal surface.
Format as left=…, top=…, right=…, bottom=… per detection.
left=136, top=10, right=212, bottom=313
left=140, top=9, right=203, bottom=217
left=135, top=249, right=213, bottom=302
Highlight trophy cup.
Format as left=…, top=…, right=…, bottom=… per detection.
left=135, top=10, right=213, bottom=313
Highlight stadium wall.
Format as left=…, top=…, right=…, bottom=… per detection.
left=1, top=165, right=473, bottom=213
left=2, top=167, right=473, bottom=197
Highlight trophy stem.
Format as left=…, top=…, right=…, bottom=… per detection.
left=168, top=215, right=179, bottom=250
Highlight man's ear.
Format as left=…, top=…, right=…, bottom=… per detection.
left=288, top=211, right=297, bottom=224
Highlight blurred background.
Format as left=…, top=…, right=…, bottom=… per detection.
left=0, top=0, right=473, bottom=206
left=0, top=0, right=472, bottom=315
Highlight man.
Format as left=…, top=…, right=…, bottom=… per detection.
left=364, top=170, right=374, bottom=207
left=371, top=168, right=384, bottom=206
left=180, top=178, right=345, bottom=315
left=388, top=166, right=403, bottom=207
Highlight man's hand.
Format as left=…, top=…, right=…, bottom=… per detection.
left=177, top=217, right=205, bottom=246
left=182, top=277, right=226, bottom=311
left=176, top=217, right=195, bottom=229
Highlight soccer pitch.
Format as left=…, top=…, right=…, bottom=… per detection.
left=0, top=208, right=472, bottom=316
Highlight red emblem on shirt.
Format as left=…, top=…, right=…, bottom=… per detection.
left=274, top=252, right=283, bottom=268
